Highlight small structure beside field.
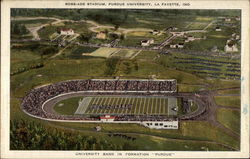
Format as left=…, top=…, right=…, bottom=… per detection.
left=170, top=43, right=184, bottom=49
left=141, top=39, right=154, bottom=46
left=100, top=115, right=115, bottom=122
left=96, top=31, right=107, bottom=39
left=60, top=28, right=74, bottom=35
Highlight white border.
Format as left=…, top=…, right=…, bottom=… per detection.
left=1, top=0, right=249, bottom=158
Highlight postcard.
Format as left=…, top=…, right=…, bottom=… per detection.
left=1, top=0, right=249, bottom=158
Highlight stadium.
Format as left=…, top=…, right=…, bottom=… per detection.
left=22, top=79, right=207, bottom=129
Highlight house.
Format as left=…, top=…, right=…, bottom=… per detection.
left=60, top=28, right=74, bottom=35
left=211, top=46, right=218, bottom=52
left=100, top=115, right=115, bottom=122
left=235, top=35, right=240, bottom=40
left=215, top=26, right=221, bottom=31
left=177, top=43, right=184, bottom=48
left=151, top=29, right=160, bottom=35
left=185, top=35, right=195, bottom=42
left=165, top=27, right=178, bottom=32
left=235, top=16, right=240, bottom=21
left=224, top=43, right=238, bottom=52
left=141, top=121, right=178, bottom=129
left=170, top=43, right=184, bottom=49
left=96, top=31, right=107, bottom=39
left=95, top=126, right=102, bottom=131
left=170, top=44, right=177, bottom=48
left=141, top=39, right=154, bottom=46
left=225, top=18, right=231, bottom=22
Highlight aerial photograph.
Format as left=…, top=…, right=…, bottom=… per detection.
left=10, top=9, right=241, bottom=151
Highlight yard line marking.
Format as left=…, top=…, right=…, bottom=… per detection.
left=121, top=97, right=128, bottom=114
left=163, top=98, right=166, bottom=115
left=141, top=97, right=146, bottom=115
left=97, top=97, right=105, bottom=115
left=158, top=97, right=162, bottom=115
left=129, top=97, right=136, bottom=114
left=138, top=97, right=143, bottom=115
left=112, top=97, right=121, bottom=114
left=155, top=97, right=158, bottom=115
left=90, top=97, right=99, bottom=114
left=137, top=97, right=142, bottom=115
left=125, top=97, right=132, bottom=114
left=167, top=98, right=170, bottom=116
left=86, top=97, right=95, bottom=114
left=150, top=98, right=154, bottom=114
left=134, top=97, right=139, bottom=114
left=108, top=97, right=116, bottom=114
left=94, top=97, right=104, bottom=114
left=146, top=98, right=150, bottom=114
left=102, top=97, right=110, bottom=114
left=105, top=97, right=113, bottom=114
left=117, top=97, right=124, bottom=114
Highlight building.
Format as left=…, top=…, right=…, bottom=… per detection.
left=141, top=120, right=178, bottom=129
left=96, top=31, right=107, bottom=39
left=169, top=43, right=184, bottom=49
left=165, top=26, right=178, bottom=32
left=177, top=43, right=184, bottom=48
left=151, top=29, right=160, bottom=35
left=95, top=126, right=102, bottom=131
left=185, top=35, right=195, bottom=42
left=235, top=16, right=240, bottom=21
left=100, top=115, right=115, bottom=122
left=215, top=26, right=221, bottom=31
left=235, top=35, right=240, bottom=40
left=211, top=46, right=218, bottom=52
left=60, top=28, right=74, bottom=35
left=224, top=43, right=238, bottom=52
left=225, top=18, right=231, bottom=22
left=141, top=39, right=154, bottom=46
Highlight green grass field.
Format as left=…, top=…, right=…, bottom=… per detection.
left=111, top=49, right=140, bottom=59
left=83, top=47, right=120, bottom=58
left=214, top=96, right=240, bottom=107
left=76, top=96, right=177, bottom=115
left=54, top=97, right=82, bottom=115
left=217, top=89, right=240, bottom=95
left=216, top=108, right=240, bottom=134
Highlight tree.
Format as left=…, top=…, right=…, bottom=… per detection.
left=114, top=24, right=119, bottom=31
left=11, top=22, right=29, bottom=35
left=120, top=34, right=125, bottom=40
left=79, top=32, right=93, bottom=43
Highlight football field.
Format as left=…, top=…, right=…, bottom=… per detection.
left=74, top=96, right=177, bottom=116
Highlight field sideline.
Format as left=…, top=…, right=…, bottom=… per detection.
left=74, top=96, right=178, bottom=116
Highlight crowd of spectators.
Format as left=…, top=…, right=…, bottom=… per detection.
left=115, top=115, right=178, bottom=122
left=22, top=79, right=177, bottom=121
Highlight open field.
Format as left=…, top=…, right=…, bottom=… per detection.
left=111, top=49, right=140, bottom=58
left=216, top=108, right=240, bottom=134
left=156, top=52, right=240, bottom=80
left=217, top=89, right=240, bottom=95
left=214, top=96, right=240, bottom=107
left=83, top=47, right=120, bottom=58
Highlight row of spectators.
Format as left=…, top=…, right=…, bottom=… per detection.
left=115, top=115, right=178, bottom=122
left=87, top=79, right=177, bottom=92
left=22, top=79, right=176, bottom=121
